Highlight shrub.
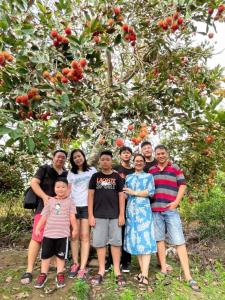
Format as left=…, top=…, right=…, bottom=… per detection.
left=0, top=161, right=24, bottom=193
left=180, top=171, right=225, bottom=239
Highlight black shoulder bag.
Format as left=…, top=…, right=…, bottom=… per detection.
left=23, top=166, right=48, bottom=209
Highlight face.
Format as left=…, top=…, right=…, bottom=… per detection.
left=134, top=155, right=145, bottom=172
left=155, top=148, right=169, bottom=164
left=99, top=155, right=112, bottom=170
left=141, top=144, right=153, bottom=159
left=52, top=151, right=67, bottom=168
left=54, top=181, right=68, bottom=198
left=120, top=150, right=132, bottom=162
left=73, top=151, right=85, bottom=168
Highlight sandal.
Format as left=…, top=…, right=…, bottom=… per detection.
left=116, top=274, right=126, bottom=287
left=134, top=273, right=142, bottom=281
left=139, top=276, right=153, bottom=292
left=21, top=272, right=32, bottom=285
left=91, top=274, right=103, bottom=286
left=139, top=275, right=149, bottom=287
left=188, top=279, right=201, bottom=292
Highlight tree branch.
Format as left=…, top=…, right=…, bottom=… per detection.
left=106, top=49, right=113, bottom=87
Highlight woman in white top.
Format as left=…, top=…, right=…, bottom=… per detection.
left=67, top=149, right=96, bottom=279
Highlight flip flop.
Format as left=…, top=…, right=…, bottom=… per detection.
left=91, top=274, right=103, bottom=286
left=116, top=274, right=126, bottom=287
left=188, top=279, right=201, bottom=292
left=21, top=272, right=32, bottom=284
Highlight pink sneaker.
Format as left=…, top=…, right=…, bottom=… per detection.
left=68, top=263, right=80, bottom=278
left=77, top=269, right=88, bottom=280
left=56, top=272, right=65, bottom=288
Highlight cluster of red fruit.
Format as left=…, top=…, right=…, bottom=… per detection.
left=204, top=135, right=215, bottom=144
left=115, top=123, right=158, bottom=147
left=61, top=58, right=87, bottom=83
left=50, top=27, right=72, bottom=47
left=122, top=24, right=137, bottom=46
left=157, top=12, right=184, bottom=32
left=208, top=4, right=225, bottom=18
left=18, top=109, right=50, bottom=121
left=0, top=51, right=13, bottom=66
left=16, top=88, right=40, bottom=107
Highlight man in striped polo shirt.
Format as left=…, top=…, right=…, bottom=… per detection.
left=149, top=145, right=200, bottom=292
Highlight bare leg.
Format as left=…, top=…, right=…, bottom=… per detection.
left=111, top=245, right=121, bottom=276
left=176, top=244, right=192, bottom=280
left=80, top=219, right=90, bottom=270
left=140, top=254, right=151, bottom=278
left=56, top=258, right=65, bottom=274
left=157, top=241, right=167, bottom=273
left=41, top=258, right=51, bottom=274
left=137, top=255, right=143, bottom=272
left=27, top=239, right=41, bottom=273
left=96, top=247, right=106, bottom=276
left=71, top=220, right=80, bottom=265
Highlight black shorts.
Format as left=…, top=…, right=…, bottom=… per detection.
left=41, top=237, right=69, bottom=260
left=76, top=206, right=88, bottom=219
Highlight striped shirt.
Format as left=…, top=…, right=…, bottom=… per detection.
left=41, top=197, right=76, bottom=238
left=149, top=162, right=186, bottom=212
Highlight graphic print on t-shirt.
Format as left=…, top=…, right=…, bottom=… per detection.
left=96, top=177, right=116, bottom=190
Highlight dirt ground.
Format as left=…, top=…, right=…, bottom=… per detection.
left=0, top=225, right=225, bottom=300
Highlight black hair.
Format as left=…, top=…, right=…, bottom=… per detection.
left=100, top=150, right=113, bottom=158
left=155, top=144, right=168, bottom=152
left=70, top=149, right=91, bottom=174
left=133, top=153, right=146, bottom=162
left=141, top=141, right=152, bottom=148
left=55, top=177, right=68, bottom=185
left=119, top=146, right=132, bottom=155
left=53, top=149, right=68, bottom=157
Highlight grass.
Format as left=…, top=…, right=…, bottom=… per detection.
left=0, top=250, right=225, bottom=300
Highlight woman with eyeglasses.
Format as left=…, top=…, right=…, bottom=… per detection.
left=123, top=153, right=156, bottom=292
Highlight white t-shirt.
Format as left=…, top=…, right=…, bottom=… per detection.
left=67, top=167, right=97, bottom=207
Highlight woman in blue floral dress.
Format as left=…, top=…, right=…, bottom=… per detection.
left=123, top=154, right=156, bottom=289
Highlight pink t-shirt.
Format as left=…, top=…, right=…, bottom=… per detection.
left=41, top=197, right=76, bottom=238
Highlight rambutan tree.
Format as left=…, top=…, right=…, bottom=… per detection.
left=0, top=0, right=225, bottom=190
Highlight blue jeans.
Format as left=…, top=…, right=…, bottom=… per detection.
left=153, top=210, right=185, bottom=245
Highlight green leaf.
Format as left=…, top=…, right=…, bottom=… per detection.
left=37, top=1, right=48, bottom=14
left=9, top=129, right=23, bottom=140
left=25, top=136, right=35, bottom=153
left=114, top=34, right=122, bottom=45
left=0, top=18, right=8, bottom=30
left=0, top=126, right=12, bottom=136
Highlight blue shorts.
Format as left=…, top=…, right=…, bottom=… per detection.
left=153, top=210, right=185, bottom=245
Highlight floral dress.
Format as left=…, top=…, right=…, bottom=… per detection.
left=124, top=172, right=157, bottom=255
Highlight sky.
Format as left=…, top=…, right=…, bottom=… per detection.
left=195, top=22, right=225, bottom=70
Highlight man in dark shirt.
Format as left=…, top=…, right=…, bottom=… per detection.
left=141, top=141, right=157, bottom=173
left=21, top=150, right=68, bottom=285
left=106, top=146, right=134, bottom=273
left=88, top=150, right=125, bottom=286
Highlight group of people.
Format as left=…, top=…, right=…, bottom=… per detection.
left=20, top=141, right=200, bottom=292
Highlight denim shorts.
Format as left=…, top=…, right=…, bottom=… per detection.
left=76, top=206, right=88, bottom=219
left=92, top=218, right=122, bottom=248
left=153, top=210, right=185, bottom=245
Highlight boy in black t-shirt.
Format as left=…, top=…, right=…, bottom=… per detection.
left=106, top=146, right=134, bottom=273
left=88, top=150, right=126, bottom=286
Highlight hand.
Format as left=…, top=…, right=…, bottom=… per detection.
left=123, top=187, right=135, bottom=195
left=118, top=214, right=125, bottom=226
left=89, top=215, right=96, bottom=227
left=42, top=194, right=50, bottom=206
left=166, top=201, right=179, bottom=210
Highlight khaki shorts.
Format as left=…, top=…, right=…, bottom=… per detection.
left=92, top=218, right=122, bottom=248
